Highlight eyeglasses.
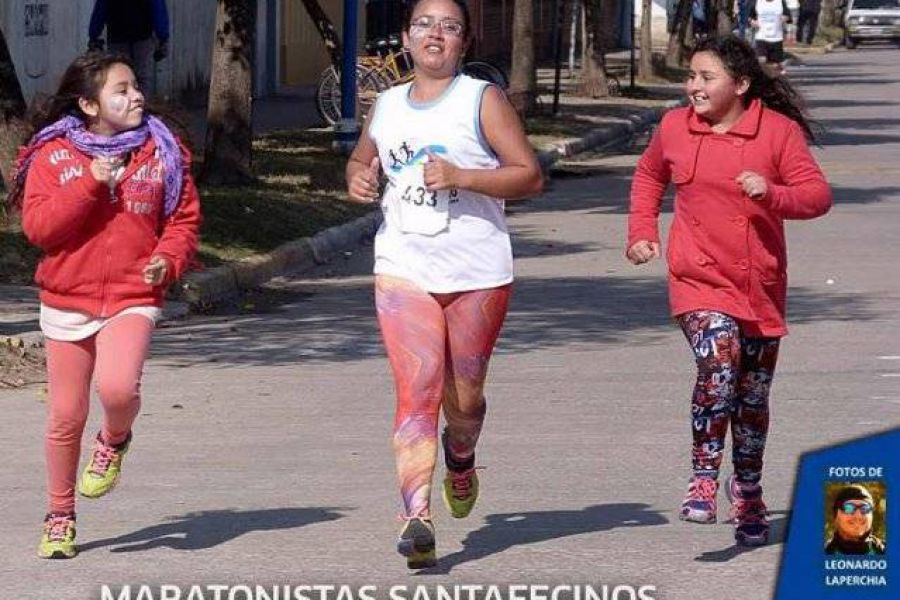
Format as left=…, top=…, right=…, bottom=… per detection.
left=840, top=501, right=873, bottom=515
left=410, top=16, right=465, bottom=37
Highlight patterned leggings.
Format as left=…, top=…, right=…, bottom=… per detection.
left=375, top=275, right=511, bottom=518
left=678, top=310, right=780, bottom=484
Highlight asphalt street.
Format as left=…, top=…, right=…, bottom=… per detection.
left=1, top=46, right=898, bottom=600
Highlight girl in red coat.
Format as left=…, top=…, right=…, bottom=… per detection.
left=627, top=36, right=831, bottom=546
left=7, top=52, right=201, bottom=559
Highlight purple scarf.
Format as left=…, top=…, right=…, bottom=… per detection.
left=14, top=114, right=184, bottom=216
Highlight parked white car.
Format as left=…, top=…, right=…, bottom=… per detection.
left=844, top=0, right=900, bottom=48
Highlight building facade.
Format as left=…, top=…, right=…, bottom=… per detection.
left=2, top=0, right=669, bottom=105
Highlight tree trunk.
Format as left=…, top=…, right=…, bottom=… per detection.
left=569, top=0, right=580, bottom=78
left=577, top=0, right=610, bottom=97
left=581, top=0, right=588, bottom=72
left=821, top=0, right=838, bottom=27
left=508, top=0, right=536, bottom=114
left=714, top=0, right=733, bottom=34
left=666, top=0, right=692, bottom=67
left=600, top=0, right=619, bottom=48
left=638, top=0, right=653, bottom=79
left=202, top=0, right=256, bottom=185
left=299, top=0, right=343, bottom=69
left=0, top=26, right=28, bottom=189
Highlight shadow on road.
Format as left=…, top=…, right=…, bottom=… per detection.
left=792, top=77, right=900, bottom=87
left=77, top=506, right=345, bottom=554
left=819, top=131, right=900, bottom=146
left=816, top=117, right=900, bottom=131
left=151, top=265, right=882, bottom=368
left=150, top=269, right=882, bottom=368
left=694, top=511, right=790, bottom=562
left=831, top=184, right=900, bottom=205
left=146, top=56, right=895, bottom=369
left=414, top=503, right=669, bottom=575
left=807, top=99, right=896, bottom=109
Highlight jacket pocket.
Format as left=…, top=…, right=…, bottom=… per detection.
left=669, top=138, right=702, bottom=184
left=667, top=234, right=718, bottom=280
left=752, top=240, right=786, bottom=286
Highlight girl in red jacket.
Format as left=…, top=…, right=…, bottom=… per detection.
left=7, top=52, right=201, bottom=559
left=627, top=36, right=831, bottom=547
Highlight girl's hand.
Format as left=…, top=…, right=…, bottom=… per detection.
left=736, top=170, right=768, bottom=199
left=143, top=255, right=169, bottom=286
left=348, top=157, right=381, bottom=203
left=626, top=240, right=661, bottom=265
left=89, top=156, right=123, bottom=186
left=423, top=151, right=460, bottom=191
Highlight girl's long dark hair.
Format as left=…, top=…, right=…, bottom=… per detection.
left=691, top=36, right=818, bottom=143
left=4, top=52, right=135, bottom=214
left=30, top=51, right=136, bottom=134
left=5, top=51, right=189, bottom=215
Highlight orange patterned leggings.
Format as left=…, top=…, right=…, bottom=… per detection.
left=375, top=275, right=511, bottom=518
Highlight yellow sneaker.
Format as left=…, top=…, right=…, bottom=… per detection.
left=440, top=428, right=480, bottom=518
left=78, top=432, right=131, bottom=498
left=442, top=467, right=479, bottom=518
left=397, top=517, right=436, bottom=569
left=37, top=513, right=77, bottom=559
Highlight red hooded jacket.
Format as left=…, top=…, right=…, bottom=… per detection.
left=628, top=100, right=832, bottom=337
left=22, top=135, right=201, bottom=317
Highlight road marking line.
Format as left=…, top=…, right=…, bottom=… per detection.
left=880, top=373, right=900, bottom=378
left=877, top=356, right=900, bottom=360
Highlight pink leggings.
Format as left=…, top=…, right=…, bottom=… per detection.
left=44, top=314, right=153, bottom=514
left=375, top=275, right=511, bottom=518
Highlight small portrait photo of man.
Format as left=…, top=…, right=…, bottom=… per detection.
left=824, top=482, right=886, bottom=555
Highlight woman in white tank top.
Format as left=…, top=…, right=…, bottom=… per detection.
left=345, top=0, right=542, bottom=570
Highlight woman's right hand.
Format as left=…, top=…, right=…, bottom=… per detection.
left=348, top=157, right=381, bottom=204
left=626, top=240, right=661, bottom=265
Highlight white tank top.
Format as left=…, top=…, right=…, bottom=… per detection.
left=368, top=74, right=513, bottom=293
left=755, top=0, right=786, bottom=42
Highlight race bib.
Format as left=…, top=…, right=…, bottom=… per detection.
left=393, top=164, right=452, bottom=235
left=759, top=13, right=779, bottom=38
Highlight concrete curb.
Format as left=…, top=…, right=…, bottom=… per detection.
left=176, top=211, right=383, bottom=308
left=537, top=98, right=685, bottom=171
left=788, top=41, right=837, bottom=56
left=175, top=98, right=685, bottom=309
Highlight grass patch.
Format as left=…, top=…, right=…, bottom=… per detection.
left=525, top=84, right=681, bottom=146
left=0, top=128, right=367, bottom=283
left=815, top=25, right=845, bottom=45
left=197, top=128, right=367, bottom=265
left=0, top=224, right=42, bottom=285
left=1, top=95, right=678, bottom=284
left=527, top=114, right=597, bottom=141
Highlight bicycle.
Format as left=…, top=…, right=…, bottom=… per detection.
left=315, top=63, right=387, bottom=126
left=316, top=35, right=509, bottom=125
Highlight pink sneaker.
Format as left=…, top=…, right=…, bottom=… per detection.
left=726, top=475, right=769, bottom=546
left=680, top=476, right=719, bottom=524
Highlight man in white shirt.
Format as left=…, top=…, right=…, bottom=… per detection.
left=750, top=0, right=792, bottom=75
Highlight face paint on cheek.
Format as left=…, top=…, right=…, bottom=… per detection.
left=105, top=96, right=129, bottom=118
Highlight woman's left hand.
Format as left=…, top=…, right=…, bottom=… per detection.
left=423, top=151, right=461, bottom=191
left=736, top=170, right=769, bottom=199
left=143, top=255, right=169, bottom=286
